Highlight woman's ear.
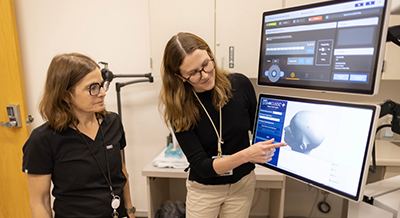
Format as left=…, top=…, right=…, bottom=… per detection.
left=62, top=90, right=72, bottom=104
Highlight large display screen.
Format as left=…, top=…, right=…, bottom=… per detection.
left=258, top=0, right=391, bottom=95
left=253, top=94, right=380, bottom=202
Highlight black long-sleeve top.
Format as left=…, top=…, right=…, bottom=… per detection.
left=175, top=73, right=257, bottom=185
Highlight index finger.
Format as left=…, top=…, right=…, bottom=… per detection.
left=260, top=141, right=287, bottom=149
left=269, top=142, right=287, bottom=148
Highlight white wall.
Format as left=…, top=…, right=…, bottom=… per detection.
left=14, top=0, right=167, bottom=214
left=149, top=0, right=215, bottom=77
left=15, top=0, right=400, bottom=217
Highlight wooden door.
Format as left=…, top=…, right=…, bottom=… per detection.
left=0, top=0, right=32, bottom=217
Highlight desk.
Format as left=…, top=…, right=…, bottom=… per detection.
left=346, top=140, right=400, bottom=217
left=348, top=175, right=400, bottom=218
left=142, top=161, right=285, bottom=218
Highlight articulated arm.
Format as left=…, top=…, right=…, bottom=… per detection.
left=379, top=100, right=400, bottom=134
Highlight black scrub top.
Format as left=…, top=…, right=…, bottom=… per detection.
left=23, top=112, right=128, bottom=218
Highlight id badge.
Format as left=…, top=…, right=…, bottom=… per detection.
left=212, top=155, right=233, bottom=176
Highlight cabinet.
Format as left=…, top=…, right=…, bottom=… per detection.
left=149, top=0, right=215, bottom=77
left=382, top=15, right=400, bottom=80
left=215, top=0, right=282, bottom=77
left=150, top=1, right=400, bottom=79
left=149, top=0, right=282, bottom=78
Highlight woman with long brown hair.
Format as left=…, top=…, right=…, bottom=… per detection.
left=159, top=32, right=286, bottom=218
left=23, top=53, right=136, bottom=218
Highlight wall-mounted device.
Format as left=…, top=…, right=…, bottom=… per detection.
left=257, top=0, right=391, bottom=95
left=1, top=104, right=22, bottom=128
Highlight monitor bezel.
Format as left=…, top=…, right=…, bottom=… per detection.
left=252, top=93, right=380, bottom=202
left=257, top=0, right=392, bottom=95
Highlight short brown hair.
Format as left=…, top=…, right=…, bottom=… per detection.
left=38, top=53, right=107, bottom=132
left=159, top=32, right=232, bottom=132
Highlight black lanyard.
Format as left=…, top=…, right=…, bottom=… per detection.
left=73, top=120, right=115, bottom=196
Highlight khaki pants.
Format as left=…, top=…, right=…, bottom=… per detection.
left=185, top=170, right=256, bottom=218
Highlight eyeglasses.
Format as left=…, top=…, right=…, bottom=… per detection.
left=88, top=80, right=110, bottom=96
left=177, top=58, right=215, bottom=84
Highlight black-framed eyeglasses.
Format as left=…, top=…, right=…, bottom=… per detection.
left=88, top=80, right=110, bottom=96
left=176, top=58, right=215, bottom=84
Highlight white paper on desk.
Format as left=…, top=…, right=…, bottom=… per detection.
left=152, top=148, right=189, bottom=169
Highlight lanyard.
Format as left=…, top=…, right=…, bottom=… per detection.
left=193, top=91, right=224, bottom=157
left=74, top=119, right=121, bottom=217
left=73, top=120, right=115, bottom=196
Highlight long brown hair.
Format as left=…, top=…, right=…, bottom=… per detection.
left=159, top=32, right=232, bottom=132
left=38, top=53, right=107, bottom=132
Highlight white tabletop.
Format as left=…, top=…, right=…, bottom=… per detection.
left=142, top=139, right=400, bottom=181
left=375, top=140, right=400, bottom=166
left=142, top=154, right=284, bottom=182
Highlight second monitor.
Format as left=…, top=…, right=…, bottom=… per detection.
left=258, top=0, right=391, bottom=95
left=253, top=93, right=380, bottom=202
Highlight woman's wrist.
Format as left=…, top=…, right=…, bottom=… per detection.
left=126, top=206, right=136, bottom=214
left=236, top=148, right=250, bottom=164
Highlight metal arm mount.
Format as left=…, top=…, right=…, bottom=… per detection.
left=115, top=77, right=153, bottom=117
left=98, top=62, right=154, bottom=118
left=379, top=99, right=400, bottom=134
left=369, top=99, right=400, bottom=175
left=365, top=100, right=400, bottom=204
left=368, top=27, right=400, bottom=175
left=98, top=62, right=154, bottom=163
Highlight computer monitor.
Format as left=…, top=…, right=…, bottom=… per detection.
left=252, top=93, right=380, bottom=202
left=258, top=0, right=391, bottom=95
